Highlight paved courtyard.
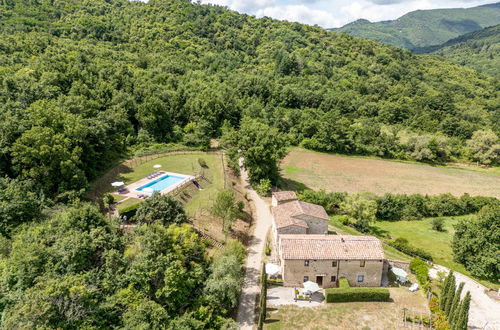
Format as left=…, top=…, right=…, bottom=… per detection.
left=267, top=286, right=325, bottom=307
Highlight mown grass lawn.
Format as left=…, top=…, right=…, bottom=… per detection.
left=94, top=151, right=224, bottom=217
left=265, top=288, right=428, bottom=330
left=373, top=216, right=499, bottom=289
left=115, top=152, right=225, bottom=217
left=116, top=197, right=143, bottom=212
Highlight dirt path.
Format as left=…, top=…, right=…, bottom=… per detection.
left=429, top=265, right=500, bottom=330
left=236, top=159, right=273, bottom=330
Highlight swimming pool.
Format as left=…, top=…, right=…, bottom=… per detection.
left=136, top=174, right=188, bottom=193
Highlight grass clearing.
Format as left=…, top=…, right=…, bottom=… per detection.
left=331, top=215, right=498, bottom=289
left=281, top=147, right=500, bottom=198
left=116, top=197, right=143, bottom=212
left=265, top=287, right=428, bottom=329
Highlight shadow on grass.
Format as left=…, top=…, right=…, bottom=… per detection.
left=369, top=225, right=390, bottom=238
left=264, top=318, right=280, bottom=324
left=278, top=177, right=312, bottom=192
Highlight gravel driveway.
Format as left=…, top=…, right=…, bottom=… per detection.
left=236, top=159, right=273, bottom=330
left=429, top=265, right=500, bottom=330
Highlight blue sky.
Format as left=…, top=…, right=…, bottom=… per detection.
left=200, top=0, right=498, bottom=28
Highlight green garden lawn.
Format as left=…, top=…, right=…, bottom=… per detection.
left=100, top=152, right=225, bottom=219
left=373, top=216, right=499, bottom=289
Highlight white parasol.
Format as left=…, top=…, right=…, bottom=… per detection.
left=153, top=164, right=162, bottom=169
left=111, top=181, right=125, bottom=187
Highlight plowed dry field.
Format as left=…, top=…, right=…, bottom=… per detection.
left=281, top=148, right=500, bottom=198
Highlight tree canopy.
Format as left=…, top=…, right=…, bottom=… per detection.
left=452, top=203, right=500, bottom=281
left=0, top=0, right=498, bottom=198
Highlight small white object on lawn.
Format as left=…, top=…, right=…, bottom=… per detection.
left=153, top=164, right=162, bottom=169
left=409, top=283, right=419, bottom=292
left=111, top=181, right=125, bottom=187
left=303, top=281, right=321, bottom=293
left=265, top=263, right=281, bottom=275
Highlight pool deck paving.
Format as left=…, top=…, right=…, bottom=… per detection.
left=113, top=171, right=195, bottom=199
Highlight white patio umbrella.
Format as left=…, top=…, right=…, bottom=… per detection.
left=265, top=263, right=281, bottom=275
left=153, top=164, right=162, bottom=169
left=143, top=187, right=155, bottom=194
left=111, top=181, right=125, bottom=187
left=303, top=281, right=321, bottom=293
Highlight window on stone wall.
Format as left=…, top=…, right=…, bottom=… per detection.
left=357, top=275, right=364, bottom=282
left=331, top=276, right=336, bottom=282
left=360, top=260, right=365, bottom=267
left=332, top=261, right=337, bottom=267
left=304, top=276, right=309, bottom=282
left=304, top=260, right=309, bottom=267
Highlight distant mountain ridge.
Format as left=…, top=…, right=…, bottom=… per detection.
left=420, top=24, right=500, bottom=78
left=331, top=2, right=500, bottom=50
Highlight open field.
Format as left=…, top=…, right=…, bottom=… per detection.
left=332, top=215, right=499, bottom=289
left=281, top=148, right=500, bottom=198
left=265, top=287, right=428, bottom=330
left=373, top=216, right=498, bottom=289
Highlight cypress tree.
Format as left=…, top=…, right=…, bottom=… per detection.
left=444, top=273, right=456, bottom=316
left=456, top=292, right=471, bottom=330
left=440, top=271, right=452, bottom=310
left=449, top=282, right=464, bottom=325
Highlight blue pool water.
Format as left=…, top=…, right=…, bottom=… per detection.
left=136, top=174, right=187, bottom=193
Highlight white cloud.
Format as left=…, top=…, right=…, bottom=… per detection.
left=256, top=5, right=342, bottom=27
left=201, top=0, right=499, bottom=28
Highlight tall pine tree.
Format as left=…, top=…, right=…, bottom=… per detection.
left=444, top=273, right=456, bottom=316
left=449, top=282, right=464, bottom=325
left=440, top=271, right=452, bottom=310
left=456, top=292, right=471, bottom=330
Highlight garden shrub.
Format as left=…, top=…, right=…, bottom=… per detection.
left=409, top=258, right=430, bottom=288
left=325, top=287, right=390, bottom=303
left=255, top=179, right=272, bottom=197
left=338, top=278, right=349, bottom=289
left=198, top=158, right=208, bottom=168
left=298, top=190, right=347, bottom=214
left=431, top=218, right=445, bottom=231
left=389, top=238, right=433, bottom=261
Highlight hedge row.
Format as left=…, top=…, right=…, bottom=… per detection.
left=299, top=189, right=498, bottom=220
left=376, top=193, right=498, bottom=220
left=325, top=285, right=390, bottom=303
left=409, top=258, right=430, bottom=289
left=389, top=238, right=433, bottom=261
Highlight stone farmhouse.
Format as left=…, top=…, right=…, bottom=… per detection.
left=278, top=234, right=385, bottom=288
left=271, top=192, right=329, bottom=243
left=271, top=191, right=385, bottom=288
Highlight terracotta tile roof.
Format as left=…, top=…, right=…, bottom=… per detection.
left=272, top=191, right=298, bottom=202
left=272, top=200, right=329, bottom=229
left=279, top=234, right=385, bottom=260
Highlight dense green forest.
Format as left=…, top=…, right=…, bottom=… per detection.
left=418, top=25, right=500, bottom=78
left=0, top=0, right=498, bottom=200
left=0, top=1, right=499, bottom=326
left=332, top=2, right=500, bottom=50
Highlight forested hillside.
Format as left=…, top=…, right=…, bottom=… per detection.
left=333, top=3, right=500, bottom=50
left=418, top=25, right=500, bottom=78
left=0, top=0, right=498, bottom=200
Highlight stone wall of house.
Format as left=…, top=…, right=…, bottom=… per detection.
left=281, top=258, right=384, bottom=288
left=281, top=259, right=339, bottom=288
left=337, top=260, right=384, bottom=287
left=277, top=226, right=307, bottom=236
left=295, top=215, right=328, bottom=234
